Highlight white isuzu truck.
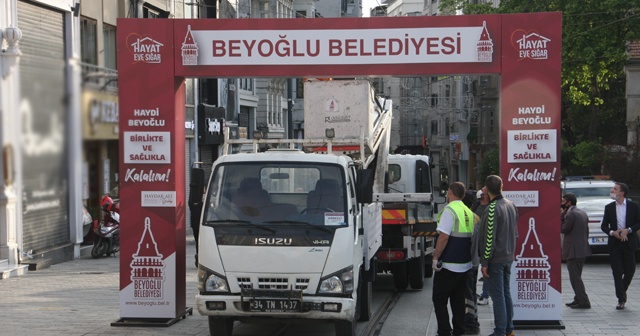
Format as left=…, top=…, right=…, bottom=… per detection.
left=192, top=79, right=391, bottom=336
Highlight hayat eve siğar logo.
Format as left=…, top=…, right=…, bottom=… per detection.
left=181, top=25, right=199, bottom=66
left=127, top=34, right=164, bottom=64
left=512, top=29, right=550, bottom=60
left=130, top=217, right=165, bottom=300
left=514, top=217, right=550, bottom=302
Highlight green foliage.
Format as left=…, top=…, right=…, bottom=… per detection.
left=439, top=0, right=499, bottom=14
left=568, top=140, right=607, bottom=175
left=606, top=144, right=640, bottom=192
left=479, top=148, right=500, bottom=183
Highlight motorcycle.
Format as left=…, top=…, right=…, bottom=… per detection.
left=91, top=196, right=120, bottom=259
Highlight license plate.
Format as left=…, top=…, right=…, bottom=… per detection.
left=591, top=237, right=607, bottom=245
left=250, top=299, right=301, bottom=312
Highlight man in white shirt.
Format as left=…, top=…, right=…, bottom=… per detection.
left=432, top=182, right=477, bottom=336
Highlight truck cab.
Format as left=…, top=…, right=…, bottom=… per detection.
left=195, top=151, right=378, bottom=335
left=194, top=79, right=391, bottom=336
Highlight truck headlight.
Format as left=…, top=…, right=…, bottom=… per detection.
left=198, top=265, right=229, bottom=294
left=318, top=266, right=353, bottom=295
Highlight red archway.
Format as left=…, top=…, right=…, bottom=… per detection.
left=116, top=12, right=562, bottom=325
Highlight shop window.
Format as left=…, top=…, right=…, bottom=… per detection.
left=445, top=118, right=450, bottom=136
left=239, top=78, right=253, bottom=91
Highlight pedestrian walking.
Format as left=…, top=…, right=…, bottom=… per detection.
left=600, top=182, right=640, bottom=310
left=432, top=182, right=476, bottom=336
left=561, top=193, right=591, bottom=309
left=479, top=175, right=518, bottom=336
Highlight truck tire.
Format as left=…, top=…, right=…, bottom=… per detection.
left=409, top=255, right=425, bottom=289
left=391, top=262, right=408, bottom=290
left=208, top=317, right=233, bottom=336
left=357, top=275, right=372, bottom=321
left=335, top=318, right=356, bottom=336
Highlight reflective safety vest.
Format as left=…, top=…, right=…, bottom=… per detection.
left=437, top=200, right=475, bottom=265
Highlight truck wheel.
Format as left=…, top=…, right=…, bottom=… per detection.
left=208, top=317, right=233, bottom=336
left=409, top=255, right=425, bottom=289
left=357, top=276, right=372, bottom=321
left=391, top=262, right=408, bottom=291
left=335, top=318, right=356, bottom=336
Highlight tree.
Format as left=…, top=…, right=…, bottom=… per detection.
left=568, top=140, right=607, bottom=175
left=479, top=148, right=500, bottom=183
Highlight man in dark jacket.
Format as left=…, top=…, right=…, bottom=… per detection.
left=479, top=175, right=518, bottom=336
left=600, top=182, right=640, bottom=310
left=465, top=188, right=489, bottom=334
left=561, top=193, right=591, bottom=309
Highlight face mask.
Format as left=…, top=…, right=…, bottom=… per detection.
left=610, top=192, right=617, bottom=200
left=561, top=203, right=568, bottom=210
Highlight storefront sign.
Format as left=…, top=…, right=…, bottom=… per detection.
left=82, top=91, right=119, bottom=140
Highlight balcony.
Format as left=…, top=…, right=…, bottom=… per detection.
left=81, top=62, right=118, bottom=92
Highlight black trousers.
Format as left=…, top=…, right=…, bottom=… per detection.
left=464, top=268, right=480, bottom=330
left=432, top=268, right=468, bottom=336
left=609, top=242, right=636, bottom=303
left=566, top=258, right=590, bottom=305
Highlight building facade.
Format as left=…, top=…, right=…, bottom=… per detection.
left=1, top=0, right=81, bottom=275
left=0, top=0, right=199, bottom=277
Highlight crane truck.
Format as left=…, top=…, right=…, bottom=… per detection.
left=191, top=79, right=436, bottom=336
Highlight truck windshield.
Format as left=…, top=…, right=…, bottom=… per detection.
left=203, top=162, right=347, bottom=227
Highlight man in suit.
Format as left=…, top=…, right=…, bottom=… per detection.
left=561, top=193, right=591, bottom=309
left=600, top=182, right=640, bottom=310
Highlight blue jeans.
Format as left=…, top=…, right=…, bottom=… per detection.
left=486, top=261, right=514, bottom=335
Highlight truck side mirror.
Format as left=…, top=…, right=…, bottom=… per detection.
left=356, top=169, right=374, bottom=204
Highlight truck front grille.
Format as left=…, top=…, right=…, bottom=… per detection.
left=235, top=277, right=310, bottom=290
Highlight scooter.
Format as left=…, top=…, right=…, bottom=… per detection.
left=91, top=196, right=120, bottom=259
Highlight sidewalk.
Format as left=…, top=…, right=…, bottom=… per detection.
left=469, top=256, right=640, bottom=336
left=0, top=232, right=207, bottom=336
left=1, top=234, right=638, bottom=335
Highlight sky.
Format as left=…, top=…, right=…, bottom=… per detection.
left=362, top=0, right=383, bottom=17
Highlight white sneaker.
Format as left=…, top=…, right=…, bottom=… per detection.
left=477, top=297, right=489, bottom=305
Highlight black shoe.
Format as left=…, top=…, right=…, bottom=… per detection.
left=464, top=327, right=480, bottom=334
left=565, top=301, right=577, bottom=307
left=570, top=303, right=591, bottom=309
left=616, top=302, right=625, bottom=310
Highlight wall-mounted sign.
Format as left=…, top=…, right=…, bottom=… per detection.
left=82, top=90, right=119, bottom=140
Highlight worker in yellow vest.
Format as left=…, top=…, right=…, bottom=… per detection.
left=432, top=181, right=478, bottom=336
